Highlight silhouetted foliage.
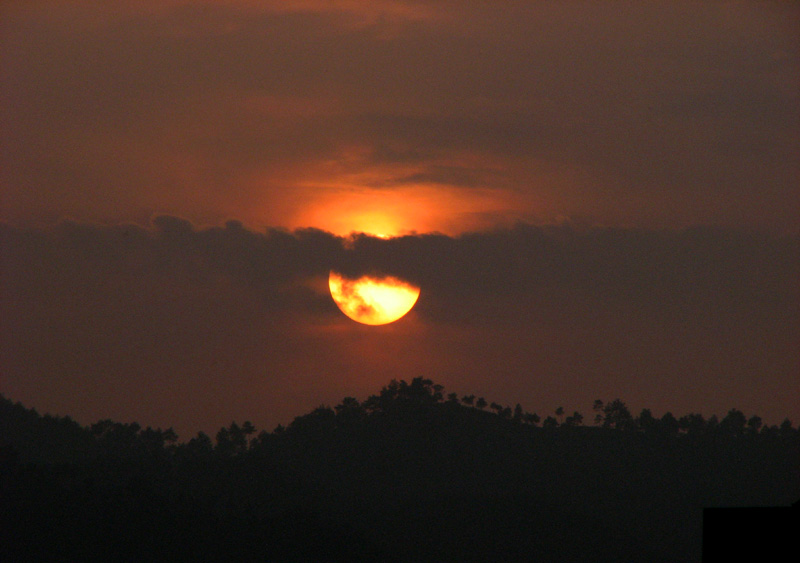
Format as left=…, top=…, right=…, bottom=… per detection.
left=747, top=415, right=763, bottom=435
left=1, top=385, right=797, bottom=563
left=660, top=412, right=680, bottom=436
left=596, top=398, right=635, bottom=430
left=564, top=411, right=584, bottom=427
left=513, top=403, right=524, bottom=423
left=541, top=415, right=557, bottom=428
left=523, top=412, right=541, bottom=426
left=678, top=413, right=706, bottom=435
left=721, top=408, right=747, bottom=436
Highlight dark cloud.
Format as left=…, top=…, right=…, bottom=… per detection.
left=2, top=219, right=797, bottom=435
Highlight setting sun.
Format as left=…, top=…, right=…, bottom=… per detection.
left=328, top=271, right=420, bottom=325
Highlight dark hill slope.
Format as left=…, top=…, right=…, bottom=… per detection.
left=2, top=381, right=798, bottom=562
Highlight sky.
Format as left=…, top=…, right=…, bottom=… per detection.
left=1, top=1, right=798, bottom=436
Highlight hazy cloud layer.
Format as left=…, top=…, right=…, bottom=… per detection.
left=3, top=1, right=798, bottom=231
left=2, top=220, right=797, bottom=435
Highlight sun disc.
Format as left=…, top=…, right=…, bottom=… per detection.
left=328, top=271, right=420, bottom=325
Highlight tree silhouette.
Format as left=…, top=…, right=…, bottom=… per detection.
left=593, top=399, right=605, bottom=425
left=185, top=431, right=213, bottom=456
left=637, top=408, right=657, bottom=433
left=523, top=412, right=540, bottom=426
left=564, top=411, right=583, bottom=427
left=91, top=419, right=141, bottom=455
left=659, top=412, right=680, bottom=436
left=599, top=399, right=634, bottom=430
left=138, top=426, right=178, bottom=456
left=1, top=386, right=798, bottom=563
left=780, top=418, right=795, bottom=438
left=215, top=421, right=255, bottom=456
left=721, top=408, right=747, bottom=436
left=746, top=415, right=763, bottom=435
left=678, top=413, right=706, bottom=435
left=335, top=396, right=365, bottom=427
left=363, top=377, right=444, bottom=414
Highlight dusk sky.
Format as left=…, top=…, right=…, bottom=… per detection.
left=2, top=1, right=798, bottom=437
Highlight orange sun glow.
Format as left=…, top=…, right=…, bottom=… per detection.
left=328, top=271, right=420, bottom=325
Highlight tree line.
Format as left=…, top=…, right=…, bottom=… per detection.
left=1, top=378, right=798, bottom=562
left=1, top=377, right=796, bottom=464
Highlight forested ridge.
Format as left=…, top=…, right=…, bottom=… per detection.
left=2, top=378, right=798, bottom=562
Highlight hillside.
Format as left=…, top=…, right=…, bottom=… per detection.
left=2, top=378, right=798, bottom=562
